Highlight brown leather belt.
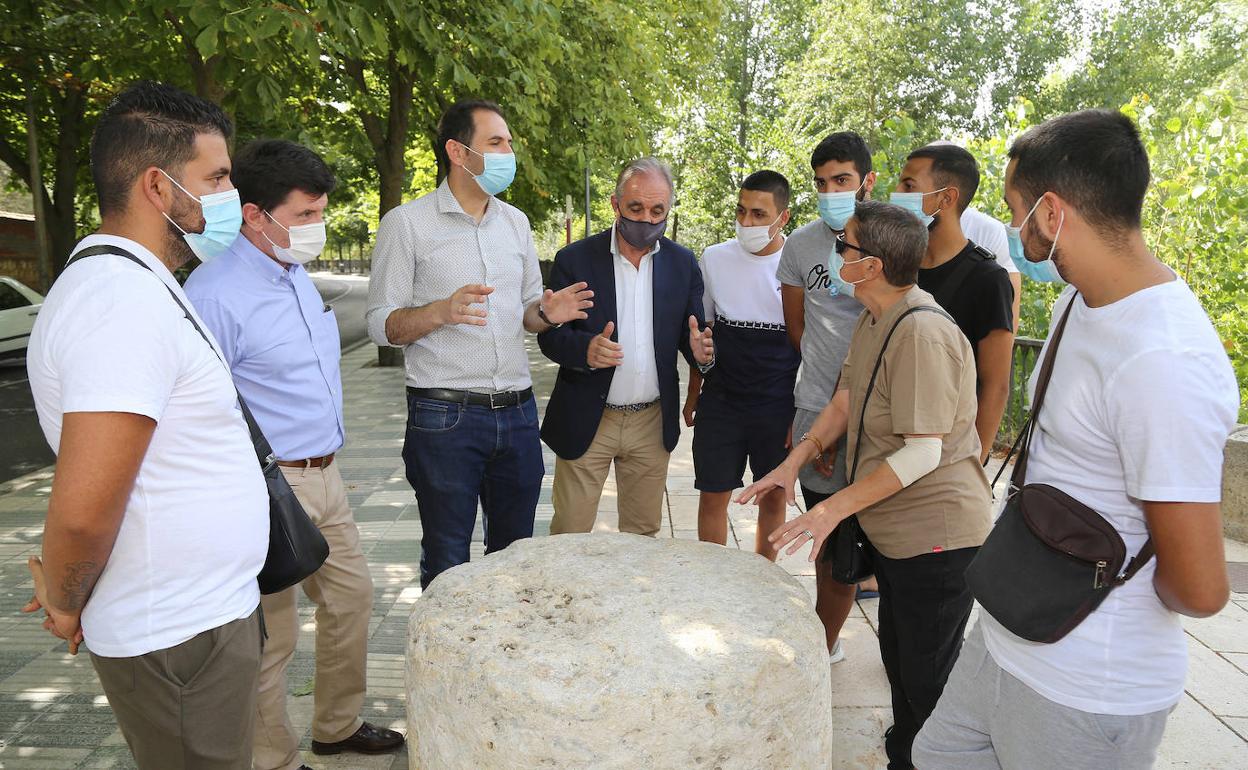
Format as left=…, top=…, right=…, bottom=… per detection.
left=276, top=453, right=335, bottom=469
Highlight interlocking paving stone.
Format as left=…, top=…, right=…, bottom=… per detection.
left=0, top=339, right=1243, bottom=769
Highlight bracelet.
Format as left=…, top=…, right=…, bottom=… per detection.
left=537, top=303, right=562, bottom=329
left=799, top=432, right=825, bottom=456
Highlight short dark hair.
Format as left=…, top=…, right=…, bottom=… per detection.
left=906, top=143, right=980, bottom=213
left=853, top=200, right=928, bottom=286
left=810, top=131, right=872, bottom=180
left=1008, top=109, right=1150, bottom=231
left=740, top=169, right=790, bottom=211
left=435, top=99, right=505, bottom=173
left=231, top=139, right=336, bottom=212
left=90, top=80, right=233, bottom=217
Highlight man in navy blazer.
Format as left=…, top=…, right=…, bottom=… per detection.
left=538, top=157, right=714, bottom=536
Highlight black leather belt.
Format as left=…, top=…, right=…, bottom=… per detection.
left=407, top=386, right=533, bottom=409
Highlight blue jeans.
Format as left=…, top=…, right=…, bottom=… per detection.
left=402, top=393, right=543, bottom=589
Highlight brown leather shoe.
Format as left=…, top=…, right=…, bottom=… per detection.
left=310, top=721, right=405, bottom=755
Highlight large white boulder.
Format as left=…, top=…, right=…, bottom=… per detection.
left=406, top=533, right=832, bottom=769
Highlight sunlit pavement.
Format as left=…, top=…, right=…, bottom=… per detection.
left=0, top=341, right=1244, bottom=768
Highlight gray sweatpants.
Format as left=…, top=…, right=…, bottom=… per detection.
left=913, top=622, right=1173, bottom=770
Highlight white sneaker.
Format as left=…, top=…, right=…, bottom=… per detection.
left=828, top=639, right=845, bottom=665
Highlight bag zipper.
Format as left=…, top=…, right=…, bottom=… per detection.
left=1094, top=560, right=1108, bottom=589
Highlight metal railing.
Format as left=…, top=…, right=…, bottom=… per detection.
left=306, top=241, right=371, bottom=275
left=998, top=336, right=1044, bottom=448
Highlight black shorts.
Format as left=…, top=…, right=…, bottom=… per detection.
left=692, top=394, right=791, bottom=492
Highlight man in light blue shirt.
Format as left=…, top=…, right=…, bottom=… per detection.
left=185, top=139, right=403, bottom=770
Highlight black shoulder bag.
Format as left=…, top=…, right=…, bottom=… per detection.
left=825, top=304, right=956, bottom=584
left=964, top=294, right=1154, bottom=643
left=69, top=245, right=329, bottom=595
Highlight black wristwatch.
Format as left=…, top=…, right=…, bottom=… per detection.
left=537, top=303, right=562, bottom=329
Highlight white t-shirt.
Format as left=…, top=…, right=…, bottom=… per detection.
left=981, top=280, right=1239, bottom=715
left=27, top=234, right=269, bottom=658
left=961, top=208, right=1017, bottom=273
left=701, top=238, right=786, bottom=324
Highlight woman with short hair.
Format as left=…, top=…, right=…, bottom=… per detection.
left=738, top=199, right=992, bottom=770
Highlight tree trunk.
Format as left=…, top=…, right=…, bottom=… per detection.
left=48, top=79, right=87, bottom=278
left=0, top=78, right=88, bottom=287
left=351, top=52, right=416, bottom=218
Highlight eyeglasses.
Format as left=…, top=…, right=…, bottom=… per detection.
left=834, top=233, right=872, bottom=257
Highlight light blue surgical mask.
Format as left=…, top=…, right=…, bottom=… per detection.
left=1006, top=196, right=1067, bottom=284
left=158, top=169, right=242, bottom=263
left=828, top=236, right=875, bottom=299
left=817, top=177, right=868, bottom=231
left=890, top=187, right=947, bottom=228
left=460, top=143, right=517, bottom=196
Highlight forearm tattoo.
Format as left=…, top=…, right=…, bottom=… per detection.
left=59, top=561, right=100, bottom=611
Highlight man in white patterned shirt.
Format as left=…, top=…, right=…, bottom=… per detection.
left=366, top=100, right=592, bottom=589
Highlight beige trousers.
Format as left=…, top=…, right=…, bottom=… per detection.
left=253, top=462, right=374, bottom=770
left=90, top=609, right=262, bottom=770
left=550, top=403, right=670, bottom=537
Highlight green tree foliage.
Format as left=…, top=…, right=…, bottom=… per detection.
left=0, top=1, right=170, bottom=272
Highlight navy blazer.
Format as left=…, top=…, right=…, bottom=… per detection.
left=538, top=229, right=705, bottom=460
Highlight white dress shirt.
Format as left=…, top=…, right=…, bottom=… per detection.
left=365, top=180, right=543, bottom=392
left=607, top=227, right=661, bottom=406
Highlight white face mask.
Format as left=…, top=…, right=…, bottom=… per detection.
left=735, top=213, right=783, bottom=254
left=263, top=211, right=327, bottom=265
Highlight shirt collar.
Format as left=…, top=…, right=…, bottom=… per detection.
left=228, top=232, right=296, bottom=284
left=609, top=225, right=661, bottom=261
left=436, top=178, right=497, bottom=223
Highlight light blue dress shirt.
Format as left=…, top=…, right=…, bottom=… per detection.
left=184, top=233, right=345, bottom=460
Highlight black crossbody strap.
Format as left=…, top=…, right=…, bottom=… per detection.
left=1007, top=293, right=1078, bottom=491
left=67, top=245, right=276, bottom=469
left=848, top=304, right=956, bottom=483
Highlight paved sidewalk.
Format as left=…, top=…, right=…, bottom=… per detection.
left=0, top=342, right=1245, bottom=768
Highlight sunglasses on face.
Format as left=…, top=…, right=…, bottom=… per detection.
left=835, top=233, right=871, bottom=257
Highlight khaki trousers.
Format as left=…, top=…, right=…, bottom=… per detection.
left=253, top=462, right=374, bottom=770
left=90, top=609, right=262, bottom=770
left=551, top=403, right=669, bottom=536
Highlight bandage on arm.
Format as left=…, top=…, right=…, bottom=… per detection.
left=884, top=436, right=942, bottom=487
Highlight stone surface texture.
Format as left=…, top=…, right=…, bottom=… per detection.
left=406, top=533, right=833, bottom=770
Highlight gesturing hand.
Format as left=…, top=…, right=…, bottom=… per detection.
left=23, top=557, right=83, bottom=654
left=688, top=316, right=714, bottom=365
left=587, top=321, right=624, bottom=369
left=768, top=501, right=843, bottom=562
left=442, top=284, right=494, bottom=327
left=542, top=282, right=594, bottom=324
left=736, top=461, right=799, bottom=508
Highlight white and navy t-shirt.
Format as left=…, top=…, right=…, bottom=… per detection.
left=699, top=238, right=800, bottom=412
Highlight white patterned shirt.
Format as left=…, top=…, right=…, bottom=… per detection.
left=366, top=180, right=543, bottom=392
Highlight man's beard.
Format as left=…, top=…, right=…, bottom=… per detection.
left=1023, top=228, right=1067, bottom=279
left=163, top=195, right=202, bottom=269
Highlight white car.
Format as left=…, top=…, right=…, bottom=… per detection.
left=0, top=276, right=43, bottom=360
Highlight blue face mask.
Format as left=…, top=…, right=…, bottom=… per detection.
left=1006, top=196, right=1067, bottom=284
left=460, top=143, right=517, bottom=196
left=159, top=169, right=242, bottom=263
left=828, top=234, right=875, bottom=299
left=890, top=187, right=947, bottom=228
left=817, top=178, right=867, bottom=231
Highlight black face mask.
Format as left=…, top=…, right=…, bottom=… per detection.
left=617, top=214, right=667, bottom=250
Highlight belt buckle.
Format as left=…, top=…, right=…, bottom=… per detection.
left=488, top=391, right=505, bottom=410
